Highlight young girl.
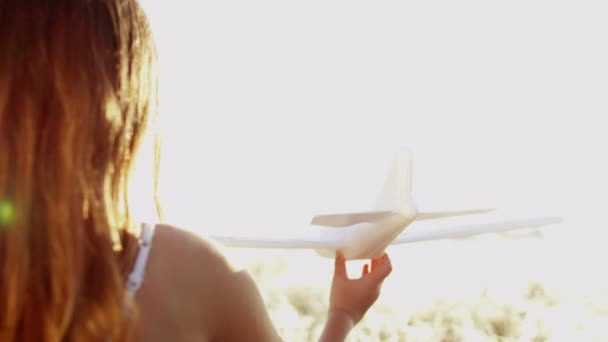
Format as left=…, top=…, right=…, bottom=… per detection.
left=0, top=0, right=392, bottom=340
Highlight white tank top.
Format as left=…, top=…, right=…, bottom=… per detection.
left=126, top=223, right=155, bottom=297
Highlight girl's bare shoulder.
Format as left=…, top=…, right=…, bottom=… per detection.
left=140, top=224, right=281, bottom=341
left=135, top=224, right=246, bottom=340
left=145, top=224, right=245, bottom=298
left=152, top=224, right=235, bottom=272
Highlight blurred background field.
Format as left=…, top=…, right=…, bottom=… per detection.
left=225, top=231, right=608, bottom=341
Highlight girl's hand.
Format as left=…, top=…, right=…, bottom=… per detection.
left=328, top=251, right=392, bottom=325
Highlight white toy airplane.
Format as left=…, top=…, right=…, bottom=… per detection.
left=210, top=149, right=562, bottom=260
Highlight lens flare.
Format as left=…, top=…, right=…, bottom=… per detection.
left=0, top=200, right=15, bottom=227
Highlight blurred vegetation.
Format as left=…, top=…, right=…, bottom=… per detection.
left=238, top=246, right=608, bottom=342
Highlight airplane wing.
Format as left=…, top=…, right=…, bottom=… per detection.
left=390, top=217, right=563, bottom=245
left=209, top=217, right=562, bottom=251
left=311, top=211, right=396, bottom=227
left=415, top=208, right=495, bottom=220
left=209, top=233, right=345, bottom=249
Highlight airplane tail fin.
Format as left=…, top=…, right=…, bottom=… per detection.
left=375, top=148, right=414, bottom=212
left=415, top=208, right=495, bottom=221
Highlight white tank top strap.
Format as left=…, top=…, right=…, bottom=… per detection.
left=126, top=222, right=155, bottom=297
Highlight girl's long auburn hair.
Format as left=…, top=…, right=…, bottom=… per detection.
left=0, top=0, right=160, bottom=340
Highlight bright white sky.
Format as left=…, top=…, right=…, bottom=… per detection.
left=135, top=0, right=607, bottom=246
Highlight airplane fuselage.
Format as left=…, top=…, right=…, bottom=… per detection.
left=315, top=213, right=415, bottom=260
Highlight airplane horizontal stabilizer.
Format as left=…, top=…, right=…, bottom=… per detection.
left=311, top=211, right=397, bottom=227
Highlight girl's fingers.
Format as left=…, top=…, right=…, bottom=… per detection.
left=371, top=258, right=380, bottom=271
left=361, top=263, right=369, bottom=277
left=334, top=250, right=347, bottom=278
left=370, top=254, right=392, bottom=281
left=371, top=253, right=387, bottom=271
